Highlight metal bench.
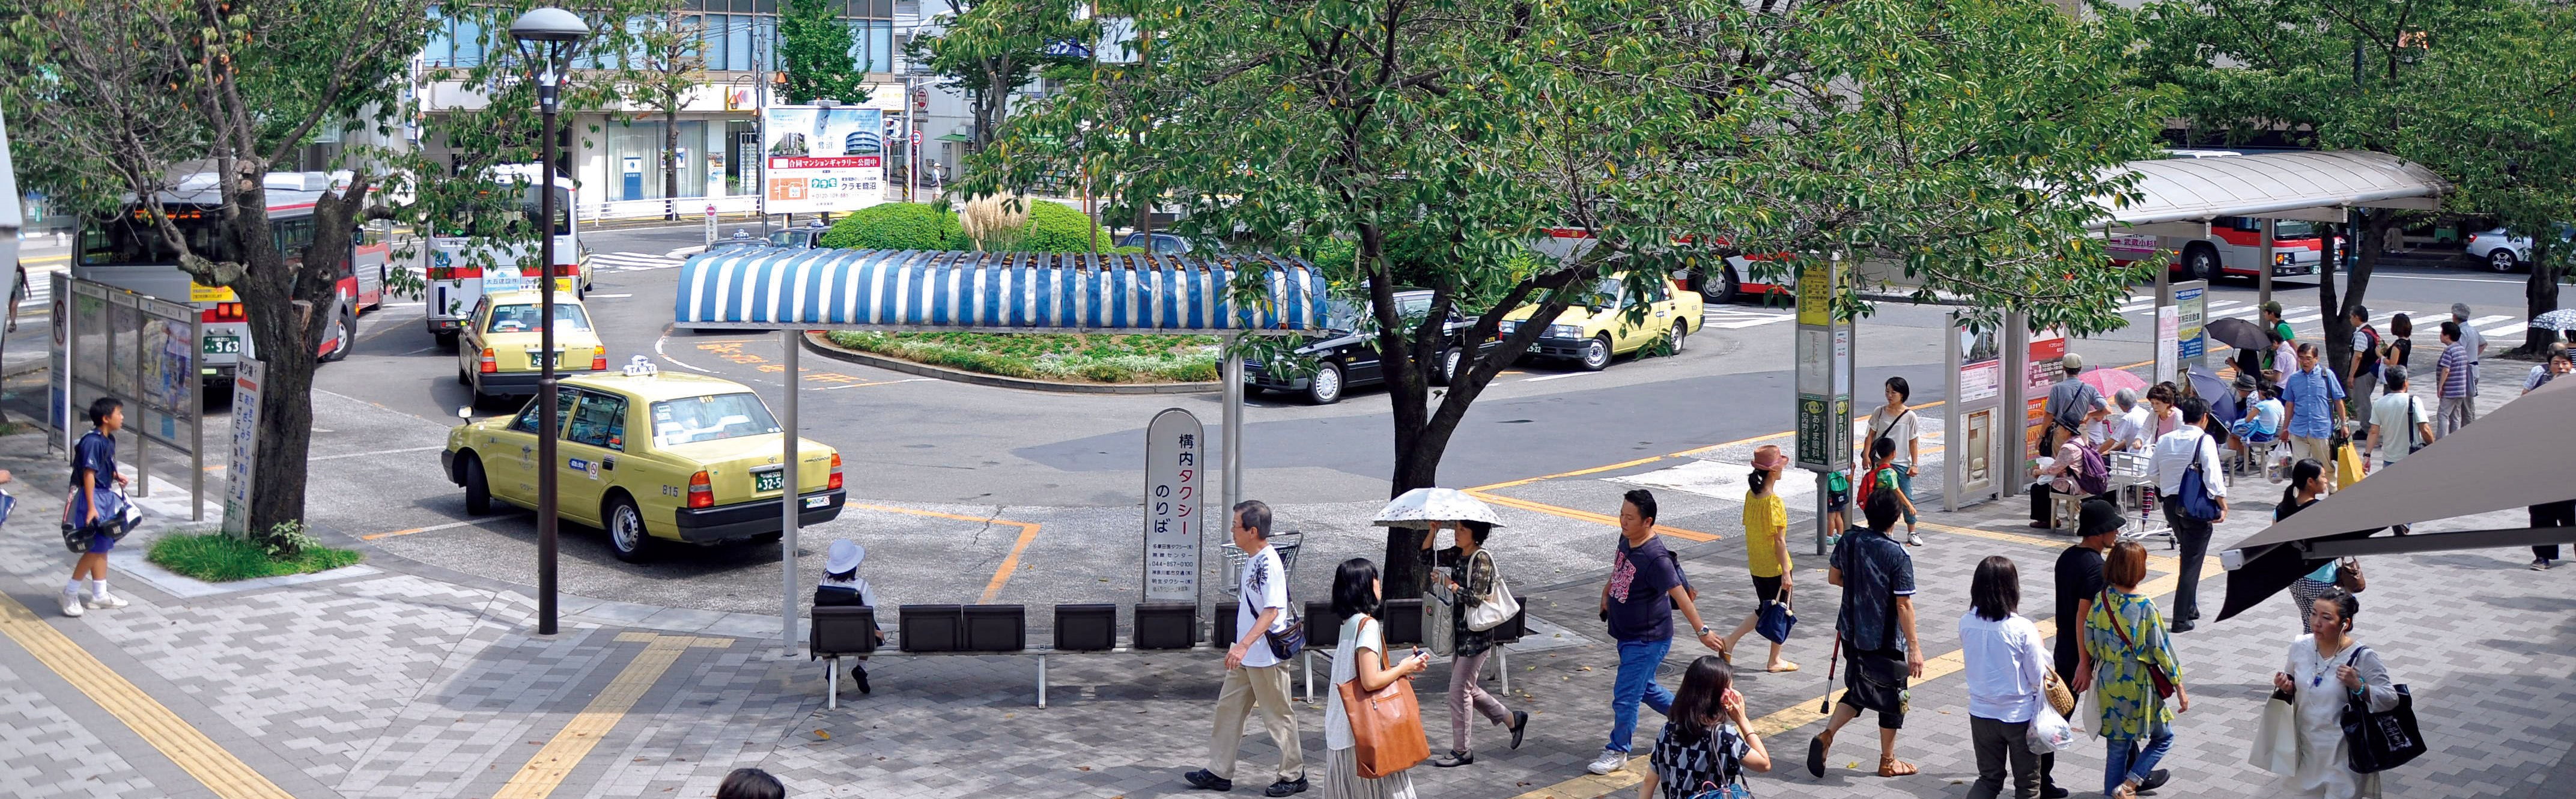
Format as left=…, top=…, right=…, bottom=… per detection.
left=807, top=603, right=1215, bottom=709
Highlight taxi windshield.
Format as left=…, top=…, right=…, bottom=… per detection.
left=486, top=303, right=593, bottom=333
left=649, top=393, right=781, bottom=446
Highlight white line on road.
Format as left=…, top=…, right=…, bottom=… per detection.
left=587, top=293, right=634, bottom=299
left=1522, top=372, right=1594, bottom=383
left=663, top=246, right=705, bottom=258
left=814, top=377, right=933, bottom=391
left=2482, top=324, right=2529, bottom=337
left=2369, top=273, right=2525, bottom=285
left=2466, top=314, right=2515, bottom=327
left=309, top=445, right=446, bottom=461
left=652, top=332, right=715, bottom=373
left=2283, top=312, right=2325, bottom=324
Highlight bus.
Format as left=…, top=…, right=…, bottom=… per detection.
left=422, top=165, right=583, bottom=348
left=74, top=171, right=387, bottom=387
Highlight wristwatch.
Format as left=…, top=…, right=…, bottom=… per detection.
left=1698, top=625, right=1716, bottom=636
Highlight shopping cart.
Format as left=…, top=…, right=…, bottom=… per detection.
left=1220, top=531, right=1304, bottom=594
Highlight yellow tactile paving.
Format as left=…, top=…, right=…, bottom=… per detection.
left=491, top=632, right=732, bottom=799
left=0, top=592, right=295, bottom=799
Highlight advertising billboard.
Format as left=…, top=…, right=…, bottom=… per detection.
left=761, top=105, right=886, bottom=214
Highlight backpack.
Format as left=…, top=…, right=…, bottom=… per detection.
left=2071, top=445, right=2112, bottom=496
left=1857, top=464, right=1899, bottom=505
left=2358, top=325, right=2383, bottom=371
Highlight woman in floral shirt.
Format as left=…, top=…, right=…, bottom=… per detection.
left=2080, top=542, right=2192, bottom=799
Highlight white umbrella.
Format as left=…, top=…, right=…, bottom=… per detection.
left=1372, top=487, right=1506, bottom=529
left=2529, top=309, right=2576, bottom=333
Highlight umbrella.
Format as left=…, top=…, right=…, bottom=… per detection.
left=1372, top=488, right=1506, bottom=529
left=2077, top=367, right=2148, bottom=398
left=2184, top=363, right=2240, bottom=422
left=2530, top=309, right=2576, bottom=333
left=2205, top=317, right=2271, bottom=351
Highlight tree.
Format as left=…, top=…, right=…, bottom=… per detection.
left=623, top=0, right=705, bottom=220
left=0, top=0, right=431, bottom=542
left=973, top=0, right=2164, bottom=505
left=2103, top=0, right=2576, bottom=372
left=916, top=0, right=1089, bottom=154
left=778, top=0, right=868, bottom=105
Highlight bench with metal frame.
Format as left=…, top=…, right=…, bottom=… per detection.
left=809, top=603, right=1222, bottom=709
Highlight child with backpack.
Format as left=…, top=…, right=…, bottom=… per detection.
left=1857, top=437, right=1919, bottom=545
left=2030, top=405, right=2111, bottom=530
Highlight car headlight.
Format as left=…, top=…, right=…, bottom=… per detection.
left=1549, top=324, right=1583, bottom=339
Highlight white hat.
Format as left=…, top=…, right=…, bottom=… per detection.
left=826, top=539, right=865, bottom=574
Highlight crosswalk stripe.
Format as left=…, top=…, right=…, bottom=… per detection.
left=2283, top=312, right=2325, bottom=324
left=2482, top=323, right=2528, bottom=337
left=2465, top=314, right=2514, bottom=327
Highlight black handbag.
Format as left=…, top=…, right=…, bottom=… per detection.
left=1243, top=592, right=1304, bottom=661
left=2338, top=648, right=2426, bottom=773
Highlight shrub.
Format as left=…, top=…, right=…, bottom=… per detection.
left=1009, top=200, right=1117, bottom=254
left=819, top=203, right=971, bottom=251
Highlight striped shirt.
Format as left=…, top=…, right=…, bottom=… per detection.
left=2437, top=342, right=2471, bottom=398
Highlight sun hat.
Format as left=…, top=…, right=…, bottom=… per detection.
left=826, top=539, right=865, bottom=574
left=1752, top=445, right=1788, bottom=472
left=2078, top=499, right=2125, bottom=539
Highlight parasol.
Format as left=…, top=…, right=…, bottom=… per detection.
left=2205, top=317, right=2272, bottom=351
left=1372, top=488, right=1506, bottom=529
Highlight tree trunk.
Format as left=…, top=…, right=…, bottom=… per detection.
left=2321, top=210, right=2387, bottom=409
left=233, top=180, right=365, bottom=538
left=2523, top=238, right=2563, bottom=355
left=664, top=104, right=681, bottom=220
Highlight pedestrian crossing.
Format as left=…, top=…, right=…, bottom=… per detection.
left=589, top=252, right=687, bottom=273
left=2112, top=292, right=2532, bottom=341
left=1700, top=306, right=1796, bottom=329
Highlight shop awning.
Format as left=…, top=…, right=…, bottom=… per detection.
left=2092, top=150, right=2450, bottom=232
left=671, top=248, right=1329, bottom=333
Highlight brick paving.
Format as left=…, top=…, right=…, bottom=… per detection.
left=0, top=365, right=2566, bottom=798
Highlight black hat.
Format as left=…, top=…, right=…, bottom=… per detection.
left=2078, top=499, right=2125, bottom=539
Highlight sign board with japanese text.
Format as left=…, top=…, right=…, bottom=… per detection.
left=1142, top=408, right=1204, bottom=603
left=1792, top=257, right=1851, bottom=472
left=2022, top=327, right=2067, bottom=463
left=761, top=105, right=886, bottom=214
left=222, top=358, right=263, bottom=536
left=2174, top=281, right=2208, bottom=368
left=1943, top=312, right=2004, bottom=511
left=2155, top=305, right=2180, bottom=386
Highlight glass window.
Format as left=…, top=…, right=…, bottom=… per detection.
left=728, top=17, right=752, bottom=71
left=508, top=390, right=579, bottom=434
left=700, top=13, right=728, bottom=70
left=454, top=16, right=484, bottom=68
left=871, top=20, right=892, bottom=73
left=649, top=393, right=780, bottom=446
left=485, top=303, right=594, bottom=333
left=79, top=210, right=238, bottom=266
left=566, top=391, right=630, bottom=449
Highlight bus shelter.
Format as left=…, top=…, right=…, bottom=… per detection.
left=670, top=247, right=1329, bottom=649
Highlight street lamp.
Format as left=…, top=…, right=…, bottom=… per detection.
left=512, top=5, right=588, bottom=637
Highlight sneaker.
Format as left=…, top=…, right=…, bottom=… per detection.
left=83, top=592, right=130, bottom=610
left=1180, top=769, right=1232, bottom=792
left=1262, top=777, right=1308, bottom=797
left=1906, top=531, right=1924, bottom=546
left=1432, top=750, right=1475, bottom=768
left=2533, top=559, right=2553, bottom=571
left=59, top=589, right=84, bottom=618
left=2169, top=621, right=2195, bottom=634
left=1585, top=750, right=1627, bottom=775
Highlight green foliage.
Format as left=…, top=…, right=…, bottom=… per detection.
left=1012, top=200, right=1117, bottom=254
left=821, top=204, right=974, bottom=250
left=778, top=0, right=869, bottom=105
left=916, top=0, right=1091, bottom=151
left=825, top=330, right=1218, bottom=383
left=149, top=531, right=361, bottom=583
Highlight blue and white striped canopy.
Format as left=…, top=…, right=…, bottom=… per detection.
left=673, top=248, right=1330, bottom=333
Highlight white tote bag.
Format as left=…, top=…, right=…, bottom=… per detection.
left=2249, top=693, right=2300, bottom=775
left=1463, top=551, right=1520, bottom=632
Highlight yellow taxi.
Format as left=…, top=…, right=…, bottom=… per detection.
left=455, top=291, right=609, bottom=403
left=1495, top=273, right=1704, bottom=371
left=442, top=358, right=847, bottom=562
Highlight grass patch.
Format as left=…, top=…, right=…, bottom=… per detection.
left=147, top=532, right=362, bottom=582
left=825, top=330, right=1220, bottom=383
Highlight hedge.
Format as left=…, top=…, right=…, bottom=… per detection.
left=819, top=203, right=971, bottom=251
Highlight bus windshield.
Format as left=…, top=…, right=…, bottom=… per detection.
left=79, top=209, right=238, bottom=266
left=649, top=393, right=780, bottom=446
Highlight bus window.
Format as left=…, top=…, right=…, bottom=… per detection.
left=78, top=211, right=238, bottom=266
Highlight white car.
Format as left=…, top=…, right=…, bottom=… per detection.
left=2467, top=225, right=2571, bottom=273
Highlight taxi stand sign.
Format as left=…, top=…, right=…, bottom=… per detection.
left=1791, top=255, right=1852, bottom=557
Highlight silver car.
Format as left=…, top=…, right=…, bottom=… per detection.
left=2468, top=224, right=2573, bottom=272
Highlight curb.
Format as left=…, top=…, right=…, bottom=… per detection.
left=797, top=331, right=1221, bottom=395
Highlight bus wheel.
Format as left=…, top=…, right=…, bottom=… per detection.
left=434, top=330, right=459, bottom=350
left=320, top=304, right=355, bottom=363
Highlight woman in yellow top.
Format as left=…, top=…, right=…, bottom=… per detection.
left=1723, top=446, right=1799, bottom=672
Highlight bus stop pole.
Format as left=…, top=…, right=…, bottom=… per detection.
left=782, top=328, right=801, bottom=657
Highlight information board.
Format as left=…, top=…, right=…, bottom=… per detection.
left=1141, top=408, right=1204, bottom=603
left=761, top=105, right=888, bottom=214
left=222, top=359, right=263, bottom=536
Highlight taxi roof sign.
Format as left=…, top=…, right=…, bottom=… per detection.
left=622, top=355, right=658, bottom=377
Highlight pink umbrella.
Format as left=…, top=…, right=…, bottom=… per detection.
left=2078, top=366, right=2148, bottom=398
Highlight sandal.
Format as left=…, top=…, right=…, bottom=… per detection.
left=1767, top=661, right=1800, bottom=673
left=1805, top=737, right=1827, bottom=778
left=1877, top=758, right=1919, bottom=777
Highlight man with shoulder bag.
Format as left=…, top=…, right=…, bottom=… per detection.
left=2143, top=398, right=2228, bottom=633
left=1186, top=500, right=1310, bottom=797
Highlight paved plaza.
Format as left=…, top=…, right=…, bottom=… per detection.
left=2, top=368, right=2571, bottom=799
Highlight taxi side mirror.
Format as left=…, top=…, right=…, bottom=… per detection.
left=457, top=406, right=473, bottom=420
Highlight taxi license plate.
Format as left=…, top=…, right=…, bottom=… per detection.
left=754, top=470, right=785, bottom=493
left=204, top=335, right=242, bottom=356
left=803, top=495, right=830, bottom=509
left=1526, top=344, right=1542, bottom=353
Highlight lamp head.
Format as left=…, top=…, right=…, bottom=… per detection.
left=510, top=7, right=589, bottom=43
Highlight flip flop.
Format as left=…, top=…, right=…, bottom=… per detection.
left=1805, top=737, right=1826, bottom=778
left=1877, top=759, right=1919, bottom=777
left=1768, top=661, right=1802, bottom=673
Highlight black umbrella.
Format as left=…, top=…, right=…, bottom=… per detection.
left=2205, top=317, right=2271, bottom=351
left=2217, top=529, right=2380, bottom=622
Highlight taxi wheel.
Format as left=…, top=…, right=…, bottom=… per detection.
left=1578, top=335, right=1612, bottom=371
left=1669, top=322, right=1688, bottom=354
left=460, top=456, right=493, bottom=515
left=606, top=496, right=654, bottom=563
left=1305, top=362, right=1345, bottom=406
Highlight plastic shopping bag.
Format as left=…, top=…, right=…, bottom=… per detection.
left=2027, top=706, right=2077, bottom=753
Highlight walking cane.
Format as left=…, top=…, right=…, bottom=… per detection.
left=1818, top=633, right=1842, bottom=714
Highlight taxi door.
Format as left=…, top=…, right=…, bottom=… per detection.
left=1606, top=282, right=1649, bottom=352
left=554, top=389, right=629, bottom=526
left=484, top=391, right=573, bottom=503
left=1636, top=280, right=1676, bottom=348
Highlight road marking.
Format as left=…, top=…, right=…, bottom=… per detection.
left=2369, top=273, right=2524, bottom=285
left=1468, top=490, right=1719, bottom=542
left=586, top=293, right=634, bottom=299
left=652, top=332, right=715, bottom=373
left=491, top=633, right=731, bottom=799
left=310, top=445, right=446, bottom=461
left=1523, top=565, right=2193, bottom=799
left=2481, top=324, right=2528, bottom=338
left=845, top=503, right=1044, bottom=603
left=360, top=520, right=481, bottom=541
left=22, top=253, right=68, bottom=264
left=2283, top=312, right=2325, bottom=324
left=813, top=377, right=933, bottom=391
left=1522, top=372, right=1594, bottom=383
left=0, top=592, right=295, bottom=799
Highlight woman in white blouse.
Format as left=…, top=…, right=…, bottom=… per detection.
left=2271, top=588, right=2401, bottom=798
left=1958, top=556, right=2050, bottom=799
left=1323, top=557, right=1432, bottom=799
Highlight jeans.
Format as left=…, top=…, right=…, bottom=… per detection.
left=2163, top=503, right=2214, bottom=625
left=1895, top=467, right=1919, bottom=526
left=1605, top=637, right=1675, bottom=753
left=1969, top=715, right=2041, bottom=799
left=2103, top=729, right=2175, bottom=795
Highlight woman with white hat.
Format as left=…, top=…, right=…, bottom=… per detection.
left=815, top=539, right=885, bottom=693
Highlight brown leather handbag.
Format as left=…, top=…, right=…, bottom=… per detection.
left=1337, top=616, right=1430, bottom=779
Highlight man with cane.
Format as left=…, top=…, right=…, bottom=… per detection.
left=1808, top=488, right=1924, bottom=779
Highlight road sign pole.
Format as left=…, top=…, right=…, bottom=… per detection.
left=1792, top=255, right=1852, bottom=556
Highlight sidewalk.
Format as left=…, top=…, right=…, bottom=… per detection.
left=0, top=369, right=2567, bottom=799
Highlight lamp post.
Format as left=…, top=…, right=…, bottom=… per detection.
left=512, top=5, right=589, bottom=637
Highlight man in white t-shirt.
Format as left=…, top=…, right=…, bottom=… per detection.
left=2366, top=366, right=2434, bottom=470
left=1186, top=500, right=1308, bottom=796
left=2101, top=389, right=2149, bottom=454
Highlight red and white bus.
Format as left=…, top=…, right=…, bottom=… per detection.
left=1533, top=228, right=1796, bottom=303
left=74, top=171, right=387, bottom=386
left=2105, top=217, right=2334, bottom=282
left=422, top=166, right=584, bottom=348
